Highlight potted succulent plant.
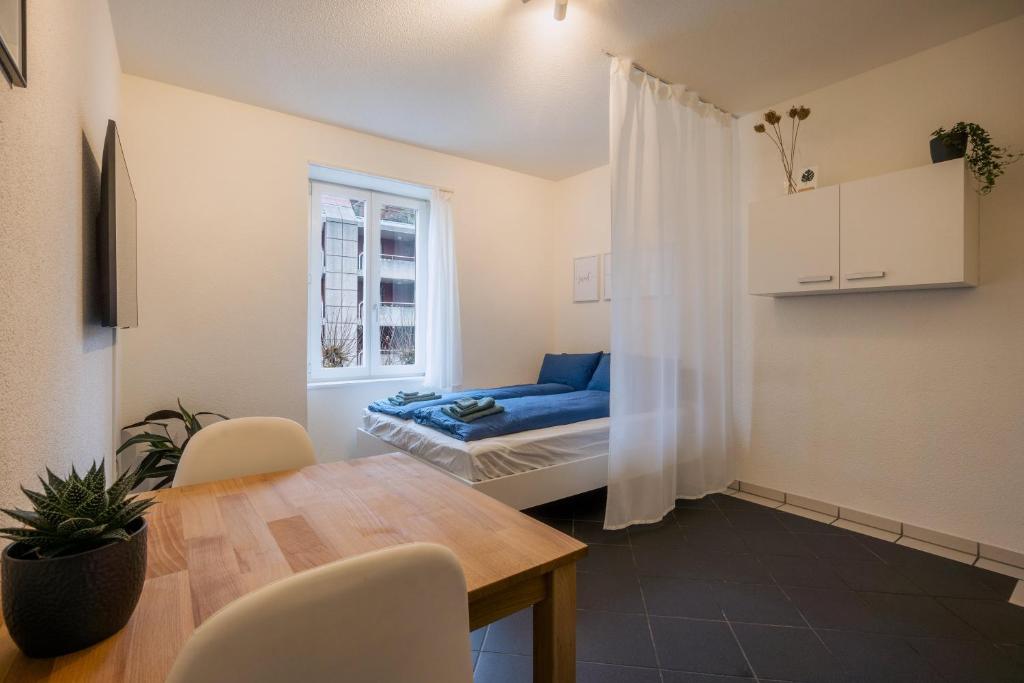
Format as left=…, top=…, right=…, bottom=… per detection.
left=930, top=122, right=1022, bottom=194
left=1, top=464, right=154, bottom=658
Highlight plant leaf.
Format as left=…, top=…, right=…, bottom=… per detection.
left=143, top=409, right=185, bottom=422
left=69, top=525, right=106, bottom=539
left=116, top=433, right=175, bottom=454
left=100, top=529, right=131, bottom=543
left=0, top=509, right=45, bottom=529
left=152, top=475, right=174, bottom=489
left=194, top=412, right=230, bottom=421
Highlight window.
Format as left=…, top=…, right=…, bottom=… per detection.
left=308, top=180, right=428, bottom=382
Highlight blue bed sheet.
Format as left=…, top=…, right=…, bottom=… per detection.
left=367, top=383, right=574, bottom=420
left=412, top=390, right=609, bottom=442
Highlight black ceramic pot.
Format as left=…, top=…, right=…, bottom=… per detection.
left=1, top=517, right=148, bottom=658
left=930, top=131, right=967, bottom=163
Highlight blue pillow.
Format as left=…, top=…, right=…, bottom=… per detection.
left=537, top=352, right=603, bottom=391
left=586, top=353, right=610, bottom=392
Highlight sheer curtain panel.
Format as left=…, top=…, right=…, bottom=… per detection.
left=605, top=59, right=736, bottom=529
left=422, top=190, right=463, bottom=392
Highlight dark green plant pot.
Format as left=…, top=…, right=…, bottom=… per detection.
left=930, top=132, right=967, bottom=163
left=1, top=518, right=148, bottom=658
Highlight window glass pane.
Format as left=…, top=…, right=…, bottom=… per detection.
left=320, top=194, right=365, bottom=368
left=378, top=203, right=417, bottom=366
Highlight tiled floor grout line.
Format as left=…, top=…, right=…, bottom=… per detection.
left=708, top=494, right=763, bottom=682
left=734, top=499, right=846, bottom=676
left=722, top=618, right=761, bottom=682
left=622, top=523, right=667, bottom=683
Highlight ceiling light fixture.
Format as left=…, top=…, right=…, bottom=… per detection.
left=522, top=0, right=569, bottom=21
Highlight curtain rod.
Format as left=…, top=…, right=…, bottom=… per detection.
left=603, top=51, right=733, bottom=117
left=308, top=160, right=455, bottom=195
left=603, top=51, right=671, bottom=86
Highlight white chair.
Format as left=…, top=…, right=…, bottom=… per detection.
left=172, top=416, right=316, bottom=487
left=166, top=543, right=473, bottom=683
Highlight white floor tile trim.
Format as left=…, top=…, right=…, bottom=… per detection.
left=737, top=479, right=1024, bottom=583
left=727, top=490, right=784, bottom=508
left=976, top=558, right=1024, bottom=581
left=1012, top=581, right=1024, bottom=608
left=833, top=518, right=900, bottom=542
left=898, top=536, right=976, bottom=565
left=777, top=503, right=836, bottom=524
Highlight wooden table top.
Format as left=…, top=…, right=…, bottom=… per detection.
left=0, top=453, right=587, bottom=682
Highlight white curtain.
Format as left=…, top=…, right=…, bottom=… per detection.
left=423, top=190, right=463, bottom=392
left=604, top=59, right=736, bottom=530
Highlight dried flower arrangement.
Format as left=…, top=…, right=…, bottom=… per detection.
left=754, top=106, right=811, bottom=194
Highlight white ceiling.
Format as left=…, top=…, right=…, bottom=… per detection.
left=109, top=0, right=1024, bottom=180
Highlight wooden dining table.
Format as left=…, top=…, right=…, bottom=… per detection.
left=0, top=453, right=587, bottom=682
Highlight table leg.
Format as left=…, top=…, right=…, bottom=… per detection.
left=533, top=563, right=576, bottom=683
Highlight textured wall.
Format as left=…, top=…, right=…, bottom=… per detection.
left=118, top=76, right=558, bottom=461
left=734, top=17, right=1024, bottom=552
left=0, top=1, right=121, bottom=508
left=552, top=165, right=611, bottom=353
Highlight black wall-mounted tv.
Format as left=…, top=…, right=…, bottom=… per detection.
left=97, top=119, right=138, bottom=328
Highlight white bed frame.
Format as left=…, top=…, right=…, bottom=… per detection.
left=355, top=427, right=608, bottom=510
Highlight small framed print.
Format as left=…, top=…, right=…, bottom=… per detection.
left=797, top=166, right=818, bottom=192
left=573, top=255, right=599, bottom=302
left=0, top=0, right=26, bottom=87
left=602, top=253, right=611, bottom=300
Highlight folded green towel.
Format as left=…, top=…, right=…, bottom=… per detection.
left=388, top=392, right=439, bottom=406
left=454, top=397, right=479, bottom=411
left=398, top=390, right=422, bottom=398
left=449, top=396, right=495, bottom=417
left=442, top=404, right=505, bottom=422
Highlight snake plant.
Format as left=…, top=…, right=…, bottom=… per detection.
left=117, top=399, right=228, bottom=489
left=0, top=463, right=155, bottom=559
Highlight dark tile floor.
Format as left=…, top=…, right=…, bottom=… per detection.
left=472, top=488, right=1024, bottom=682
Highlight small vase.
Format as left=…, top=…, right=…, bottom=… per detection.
left=1, top=518, right=148, bottom=658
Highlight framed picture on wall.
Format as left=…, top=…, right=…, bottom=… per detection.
left=573, top=255, right=600, bottom=302
left=602, top=253, right=611, bottom=300
left=0, top=0, right=26, bottom=87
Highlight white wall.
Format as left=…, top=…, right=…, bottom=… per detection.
left=118, top=76, right=558, bottom=461
left=734, top=16, right=1024, bottom=553
left=552, top=165, right=611, bottom=352
left=0, top=1, right=121, bottom=507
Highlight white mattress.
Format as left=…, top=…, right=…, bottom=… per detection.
left=361, top=411, right=610, bottom=482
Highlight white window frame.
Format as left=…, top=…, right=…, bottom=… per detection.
left=308, top=180, right=429, bottom=384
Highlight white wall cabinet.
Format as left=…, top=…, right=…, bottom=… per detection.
left=749, top=186, right=839, bottom=296
left=748, top=159, right=979, bottom=297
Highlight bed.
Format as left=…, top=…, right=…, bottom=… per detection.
left=356, top=413, right=609, bottom=509
left=357, top=352, right=612, bottom=509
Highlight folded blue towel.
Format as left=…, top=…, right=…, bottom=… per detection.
left=414, top=390, right=609, bottom=442
left=368, top=383, right=574, bottom=420
left=441, top=404, right=505, bottom=422
left=448, top=397, right=495, bottom=417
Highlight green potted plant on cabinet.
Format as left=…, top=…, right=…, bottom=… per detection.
left=930, top=122, right=1022, bottom=194
left=1, top=464, right=154, bottom=657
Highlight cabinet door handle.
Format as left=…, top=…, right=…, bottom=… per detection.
left=797, top=275, right=833, bottom=284
left=845, top=271, right=886, bottom=280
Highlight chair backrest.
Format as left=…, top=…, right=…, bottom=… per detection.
left=166, top=543, right=473, bottom=683
left=172, top=416, right=317, bottom=487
